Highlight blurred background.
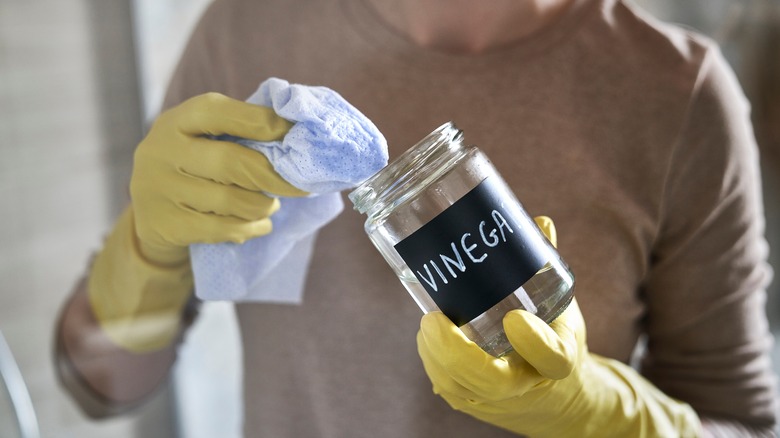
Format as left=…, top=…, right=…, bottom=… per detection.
left=0, top=0, right=778, bottom=436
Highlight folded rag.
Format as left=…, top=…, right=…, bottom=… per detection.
left=190, top=78, right=388, bottom=302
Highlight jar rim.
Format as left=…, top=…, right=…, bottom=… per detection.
left=349, top=122, right=465, bottom=216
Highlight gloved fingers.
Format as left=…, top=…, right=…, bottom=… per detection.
left=171, top=172, right=281, bottom=221
left=171, top=92, right=293, bottom=142
left=533, top=215, right=557, bottom=247
left=503, top=307, right=579, bottom=380
left=171, top=206, right=274, bottom=245
left=547, top=297, right=586, bottom=356
left=417, top=329, right=495, bottom=402
left=180, top=137, right=308, bottom=197
left=418, top=312, right=539, bottom=401
left=435, top=388, right=517, bottom=415
left=419, top=346, right=543, bottom=404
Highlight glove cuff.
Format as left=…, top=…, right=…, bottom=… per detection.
left=88, top=207, right=194, bottom=353
left=559, top=354, right=702, bottom=438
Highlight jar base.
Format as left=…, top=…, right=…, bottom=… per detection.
left=459, top=269, right=575, bottom=357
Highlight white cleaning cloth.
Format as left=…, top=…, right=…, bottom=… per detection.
left=190, top=78, right=388, bottom=302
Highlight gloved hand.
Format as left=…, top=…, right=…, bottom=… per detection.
left=416, top=217, right=701, bottom=438
left=89, top=93, right=305, bottom=352
left=130, top=92, right=307, bottom=265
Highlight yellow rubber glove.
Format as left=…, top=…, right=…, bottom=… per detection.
left=416, top=217, right=701, bottom=438
left=89, top=92, right=306, bottom=352
left=130, top=92, right=307, bottom=265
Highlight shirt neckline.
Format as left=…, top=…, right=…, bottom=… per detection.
left=341, top=0, right=603, bottom=74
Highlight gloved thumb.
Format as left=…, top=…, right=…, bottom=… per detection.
left=503, top=308, right=577, bottom=380
left=533, top=215, right=557, bottom=248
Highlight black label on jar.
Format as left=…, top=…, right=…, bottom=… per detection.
left=394, top=177, right=550, bottom=326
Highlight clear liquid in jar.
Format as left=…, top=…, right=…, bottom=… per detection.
left=398, top=261, right=573, bottom=357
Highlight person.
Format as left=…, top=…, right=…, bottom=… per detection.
left=54, top=0, right=779, bottom=436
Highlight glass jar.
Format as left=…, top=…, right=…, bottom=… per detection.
left=349, top=122, right=574, bottom=357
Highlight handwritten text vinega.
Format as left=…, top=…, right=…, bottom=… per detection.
left=415, top=209, right=514, bottom=292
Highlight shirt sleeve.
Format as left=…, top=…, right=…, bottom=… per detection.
left=640, top=44, right=778, bottom=431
